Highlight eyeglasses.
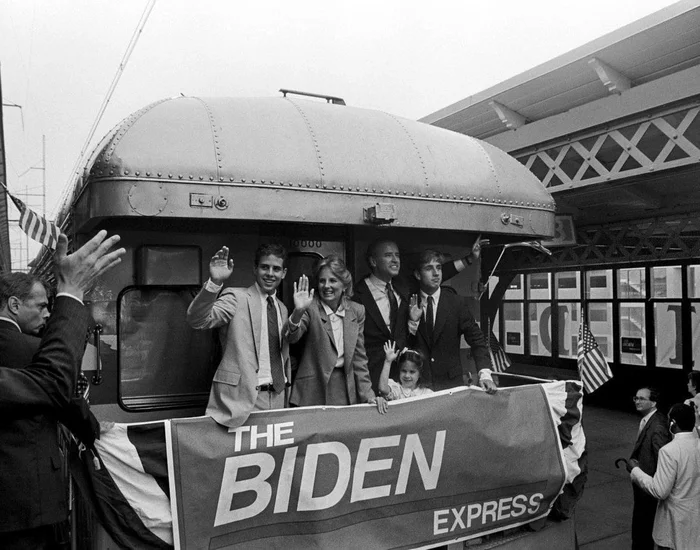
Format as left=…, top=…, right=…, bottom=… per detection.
left=632, top=396, right=650, bottom=402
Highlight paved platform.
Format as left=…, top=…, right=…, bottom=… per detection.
left=577, top=404, right=640, bottom=549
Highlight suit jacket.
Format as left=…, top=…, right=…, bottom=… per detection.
left=408, top=288, right=490, bottom=390
left=630, top=410, right=671, bottom=475
left=285, top=297, right=374, bottom=406
left=352, top=279, right=408, bottom=391
left=0, top=297, right=88, bottom=532
left=631, top=432, right=700, bottom=549
left=187, top=284, right=291, bottom=428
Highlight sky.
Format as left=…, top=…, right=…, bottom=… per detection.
left=0, top=0, right=683, bottom=267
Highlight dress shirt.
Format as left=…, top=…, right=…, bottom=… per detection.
left=639, top=408, right=656, bottom=435
left=407, top=288, right=441, bottom=335
left=322, top=302, right=345, bottom=368
left=203, top=278, right=283, bottom=385
left=365, top=275, right=401, bottom=331
left=407, top=288, right=492, bottom=383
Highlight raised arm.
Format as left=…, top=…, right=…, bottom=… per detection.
left=0, top=231, right=125, bottom=412
left=378, top=341, right=398, bottom=399
left=285, top=275, right=315, bottom=343
left=187, top=246, right=238, bottom=329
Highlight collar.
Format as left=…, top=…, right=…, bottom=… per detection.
left=0, top=316, right=22, bottom=333
left=367, top=274, right=393, bottom=292
left=641, top=408, right=656, bottom=423
left=254, top=282, right=277, bottom=301
left=322, top=301, right=345, bottom=318
left=420, top=287, right=441, bottom=306
left=672, top=431, right=696, bottom=441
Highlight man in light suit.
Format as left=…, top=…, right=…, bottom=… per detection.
left=187, top=244, right=291, bottom=428
left=630, top=403, right=700, bottom=550
left=629, top=386, right=671, bottom=550
left=407, top=249, right=495, bottom=393
left=0, top=230, right=125, bottom=550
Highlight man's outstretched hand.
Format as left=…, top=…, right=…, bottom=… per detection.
left=54, top=231, right=126, bottom=301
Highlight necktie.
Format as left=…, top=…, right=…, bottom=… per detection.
left=638, top=417, right=648, bottom=436
left=426, top=296, right=434, bottom=340
left=267, top=297, right=285, bottom=393
left=386, top=282, right=398, bottom=333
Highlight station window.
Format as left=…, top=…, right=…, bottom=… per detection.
left=558, top=302, right=580, bottom=359
left=585, top=270, right=612, bottom=299
left=619, top=303, right=646, bottom=366
left=118, top=287, right=218, bottom=410
left=651, top=266, right=682, bottom=298
left=654, top=302, right=683, bottom=369
left=618, top=268, right=646, bottom=299
left=503, top=302, right=524, bottom=355
left=529, top=303, right=551, bottom=357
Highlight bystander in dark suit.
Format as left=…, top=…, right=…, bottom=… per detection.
left=0, top=231, right=124, bottom=550
left=629, top=386, right=671, bottom=550
left=407, top=249, right=495, bottom=393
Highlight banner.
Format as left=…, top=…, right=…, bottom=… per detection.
left=168, top=383, right=576, bottom=549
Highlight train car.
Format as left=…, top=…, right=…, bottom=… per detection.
left=34, top=92, right=571, bottom=549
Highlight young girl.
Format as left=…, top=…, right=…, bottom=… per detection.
left=378, top=341, right=433, bottom=400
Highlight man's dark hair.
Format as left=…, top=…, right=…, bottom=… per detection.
left=0, top=273, right=45, bottom=310
left=415, top=249, right=445, bottom=271
left=639, top=386, right=661, bottom=405
left=254, top=243, right=287, bottom=267
left=688, top=371, right=700, bottom=392
left=668, top=403, right=695, bottom=431
left=364, top=239, right=398, bottom=271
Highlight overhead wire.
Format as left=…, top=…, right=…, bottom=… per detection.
left=53, top=0, right=157, bottom=221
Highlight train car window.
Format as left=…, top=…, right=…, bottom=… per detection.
left=136, top=245, right=201, bottom=286
left=118, top=287, right=218, bottom=410
left=279, top=251, right=324, bottom=311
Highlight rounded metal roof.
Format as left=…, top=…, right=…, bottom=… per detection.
left=78, top=96, right=555, bottom=236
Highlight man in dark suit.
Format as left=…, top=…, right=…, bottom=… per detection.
left=407, top=249, right=495, bottom=393
left=0, top=230, right=124, bottom=550
left=629, top=386, right=671, bottom=550
left=353, top=239, right=481, bottom=392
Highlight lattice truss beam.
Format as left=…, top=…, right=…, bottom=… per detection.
left=495, top=215, right=700, bottom=273
left=516, top=104, right=700, bottom=190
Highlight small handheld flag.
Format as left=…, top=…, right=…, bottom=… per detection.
left=8, top=193, right=60, bottom=250
left=577, top=319, right=612, bottom=393
left=488, top=330, right=512, bottom=372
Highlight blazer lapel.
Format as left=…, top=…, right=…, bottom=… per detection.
left=247, top=286, right=262, bottom=360
left=343, top=303, right=358, bottom=372
left=318, top=301, right=337, bottom=353
left=357, top=279, right=391, bottom=339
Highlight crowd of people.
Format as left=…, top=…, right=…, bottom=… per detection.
left=186, top=238, right=495, bottom=427
left=2, top=232, right=699, bottom=549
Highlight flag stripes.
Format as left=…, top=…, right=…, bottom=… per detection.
left=488, top=330, right=512, bottom=372
left=9, top=193, right=60, bottom=249
left=577, top=321, right=613, bottom=393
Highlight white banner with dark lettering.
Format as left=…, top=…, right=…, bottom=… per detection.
left=167, top=383, right=580, bottom=549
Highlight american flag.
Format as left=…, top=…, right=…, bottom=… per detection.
left=9, top=193, right=60, bottom=250
left=488, top=330, right=512, bottom=372
left=577, top=320, right=612, bottom=393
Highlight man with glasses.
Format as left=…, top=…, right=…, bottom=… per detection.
left=629, top=387, right=670, bottom=550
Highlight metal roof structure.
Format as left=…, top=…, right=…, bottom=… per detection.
left=65, top=96, right=555, bottom=238
left=421, top=1, right=700, bottom=141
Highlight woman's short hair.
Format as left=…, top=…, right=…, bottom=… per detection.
left=314, top=255, right=354, bottom=297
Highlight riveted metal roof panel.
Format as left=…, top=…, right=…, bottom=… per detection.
left=73, top=96, right=555, bottom=238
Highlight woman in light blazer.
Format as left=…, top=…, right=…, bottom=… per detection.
left=286, top=255, right=379, bottom=408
